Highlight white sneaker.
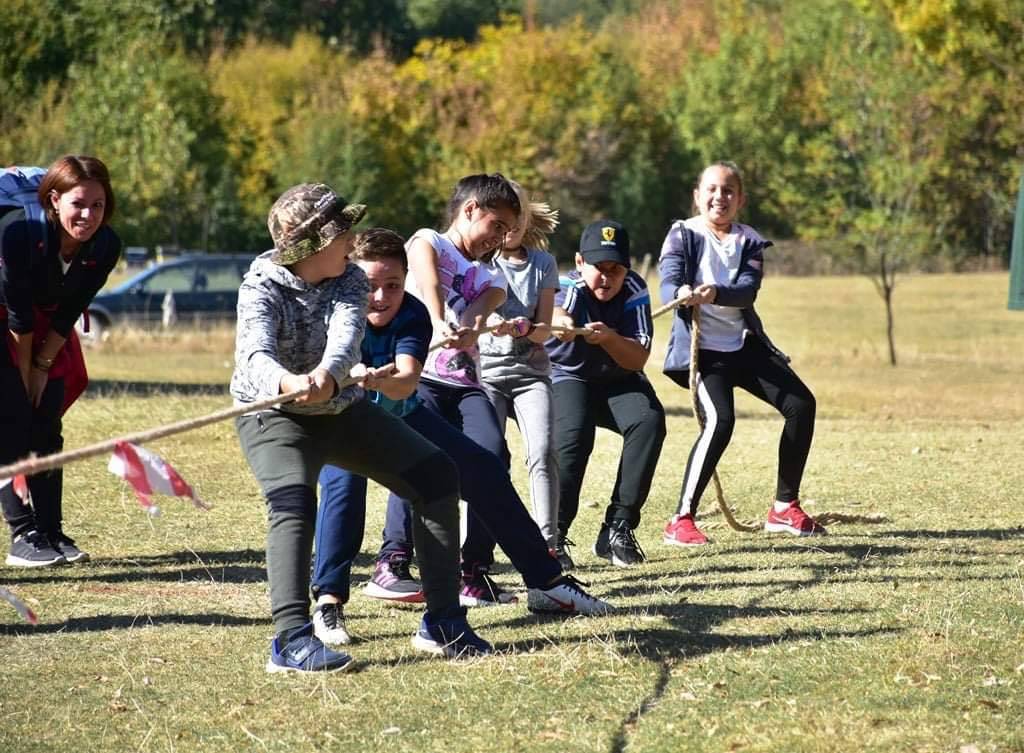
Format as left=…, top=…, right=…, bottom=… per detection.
left=527, top=575, right=614, bottom=616
left=312, top=602, right=352, bottom=646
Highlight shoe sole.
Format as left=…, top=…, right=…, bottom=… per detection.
left=265, top=657, right=356, bottom=674
left=410, top=634, right=491, bottom=659
left=313, top=628, right=353, bottom=646
left=764, top=522, right=827, bottom=536
left=527, top=593, right=613, bottom=616
left=592, top=546, right=644, bottom=568
left=5, top=554, right=68, bottom=567
left=663, top=535, right=710, bottom=547
left=459, top=594, right=519, bottom=607
left=363, top=583, right=425, bottom=603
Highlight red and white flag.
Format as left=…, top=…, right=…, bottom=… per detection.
left=0, top=586, right=38, bottom=625
left=107, top=441, right=210, bottom=515
left=0, top=474, right=31, bottom=507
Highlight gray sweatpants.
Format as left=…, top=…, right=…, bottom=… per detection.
left=482, top=373, right=560, bottom=548
left=236, top=398, right=460, bottom=638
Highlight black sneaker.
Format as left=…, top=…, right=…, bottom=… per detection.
left=6, top=530, right=67, bottom=568
left=553, top=535, right=576, bottom=572
left=593, top=521, right=646, bottom=567
left=50, top=532, right=90, bottom=563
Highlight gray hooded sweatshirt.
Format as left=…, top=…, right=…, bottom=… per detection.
left=230, top=250, right=368, bottom=415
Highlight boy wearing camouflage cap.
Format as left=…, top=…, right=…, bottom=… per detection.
left=231, top=183, right=491, bottom=673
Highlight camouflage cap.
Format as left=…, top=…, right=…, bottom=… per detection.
left=267, top=183, right=367, bottom=265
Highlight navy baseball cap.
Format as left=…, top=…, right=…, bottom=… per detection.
left=579, top=219, right=630, bottom=267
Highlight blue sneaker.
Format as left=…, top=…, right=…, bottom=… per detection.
left=411, top=606, right=493, bottom=659
left=266, top=622, right=355, bottom=674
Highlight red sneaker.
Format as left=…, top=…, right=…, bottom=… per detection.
left=663, top=514, right=710, bottom=546
left=764, top=500, right=827, bottom=536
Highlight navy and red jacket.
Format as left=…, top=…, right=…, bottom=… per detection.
left=0, top=208, right=121, bottom=337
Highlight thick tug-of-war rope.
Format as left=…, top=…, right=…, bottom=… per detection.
left=0, top=317, right=525, bottom=481
left=687, top=304, right=762, bottom=532
left=0, top=376, right=361, bottom=481
left=0, top=320, right=561, bottom=481
left=1, top=302, right=885, bottom=530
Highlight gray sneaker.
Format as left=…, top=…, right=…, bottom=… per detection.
left=6, top=530, right=67, bottom=568
left=363, top=555, right=424, bottom=603
left=51, top=532, right=90, bottom=563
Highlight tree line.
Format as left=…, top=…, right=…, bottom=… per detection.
left=3, top=0, right=1021, bottom=273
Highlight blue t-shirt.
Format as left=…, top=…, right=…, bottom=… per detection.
left=546, top=269, right=653, bottom=384
left=361, top=295, right=431, bottom=417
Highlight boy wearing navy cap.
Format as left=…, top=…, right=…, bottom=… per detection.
left=546, top=220, right=667, bottom=568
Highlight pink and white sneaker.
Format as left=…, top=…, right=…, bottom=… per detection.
left=663, top=514, right=710, bottom=546
left=764, top=500, right=827, bottom=536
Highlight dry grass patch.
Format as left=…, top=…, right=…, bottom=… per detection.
left=2, top=273, right=1022, bottom=752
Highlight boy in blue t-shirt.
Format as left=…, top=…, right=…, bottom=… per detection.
left=312, top=229, right=612, bottom=647
left=546, top=220, right=667, bottom=568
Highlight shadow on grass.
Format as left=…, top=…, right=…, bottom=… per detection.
left=0, top=548, right=271, bottom=586
left=488, top=618, right=900, bottom=753
left=880, top=527, right=1024, bottom=541
left=0, top=611, right=267, bottom=635
left=84, top=379, right=228, bottom=398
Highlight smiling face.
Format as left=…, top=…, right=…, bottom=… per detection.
left=358, top=256, right=406, bottom=328
left=50, top=180, right=106, bottom=247
left=576, top=254, right=628, bottom=302
left=453, top=200, right=519, bottom=258
left=694, top=164, right=745, bottom=231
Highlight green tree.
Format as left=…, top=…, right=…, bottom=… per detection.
left=875, top=0, right=1024, bottom=265
left=667, top=3, right=826, bottom=239
left=801, top=5, right=943, bottom=365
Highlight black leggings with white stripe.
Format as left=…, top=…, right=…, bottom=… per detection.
left=667, top=336, right=815, bottom=516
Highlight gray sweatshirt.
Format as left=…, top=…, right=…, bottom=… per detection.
left=230, top=251, right=368, bottom=415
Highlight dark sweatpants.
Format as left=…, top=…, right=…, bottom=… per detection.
left=235, top=398, right=461, bottom=640
left=552, top=373, right=666, bottom=533
left=0, top=344, right=66, bottom=539
left=668, top=336, right=816, bottom=516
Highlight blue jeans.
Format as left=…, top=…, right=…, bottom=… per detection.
left=313, top=397, right=559, bottom=599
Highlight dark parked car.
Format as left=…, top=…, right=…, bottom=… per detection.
left=78, top=254, right=256, bottom=342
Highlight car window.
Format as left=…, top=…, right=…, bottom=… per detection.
left=140, top=264, right=195, bottom=294
left=198, top=261, right=244, bottom=293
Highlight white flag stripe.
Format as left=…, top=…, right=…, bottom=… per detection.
left=107, top=442, right=209, bottom=512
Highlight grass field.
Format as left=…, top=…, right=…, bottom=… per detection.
left=2, top=272, right=1022, bottom=753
